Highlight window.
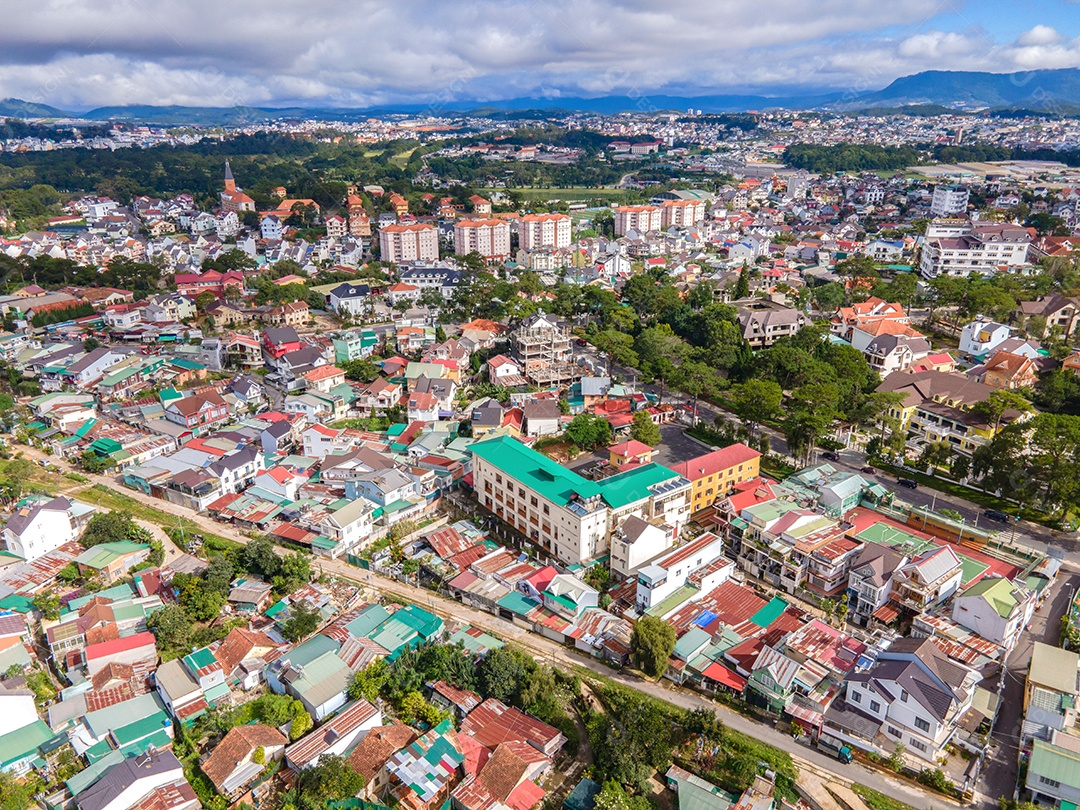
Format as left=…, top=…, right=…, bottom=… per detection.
left=900, top=689, right=908, bottom=703
left=909, top=739, right=928, bottom=752
left=870, top=700, right=881, bottom=713
left=887, top=726, right=901, bottom=738
left=914, top=717, right=930, bottom=733
left=1040, top=776, right=1061, bottom=789
left=850, top=691, right=861, bottom=703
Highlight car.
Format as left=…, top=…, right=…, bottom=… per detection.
left=860, top=466, right=877, bottom=474
left=822, top=451, right=841, bottom=462
left=984, top=509, right=1011, bottom=523
left=896, top=478, right=919, bottom=489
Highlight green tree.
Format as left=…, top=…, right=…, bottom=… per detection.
left=918, top=440, right=954, bottom=472
left=811, top=282, right=845, bottom=313
left=629, top=411, right=662, bottom=447
left=971, top=389, right=1032, bottom=434
left=32, top=590, right=60, bottom=621
left=293, top=755, right=365, bottom=810
left=733, top=264, right=751, bottom=299
left=282, top=603, right=321, bottom=642
left=348, top=659, right=390, bottom=702
left=81, top=510, right=149, bottom=547
left=673, top=360, right=719, bottom=425
left=478, top=645, right=536, bottom=705
left=630, top=616, right=676, bottom=679
left=288, top=709, right=313, bottom=742
left=565, top=413, right=613, bottom=451
left=593, top=780, right=653, bottom=810
left=729, top=379, right=783, bottom=434
left=340, top=359, right=379, bottom=382
left=147, top=604, right=193, bottom=653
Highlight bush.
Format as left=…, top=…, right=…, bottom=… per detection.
left=916, top=768, right=954, bottom=794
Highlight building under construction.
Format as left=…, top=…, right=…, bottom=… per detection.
left=511, top=314, right=581, bottom=387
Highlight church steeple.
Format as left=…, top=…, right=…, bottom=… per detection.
left=224, top=159, right=236, bottom=193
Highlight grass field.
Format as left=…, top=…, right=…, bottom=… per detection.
left=849, top=784, right=919, bottom=810
left=389, top=148, right=417, bottom=168
left=87, top=484, right=241, bottom=552
left=481, top=187, right=632, bottom=202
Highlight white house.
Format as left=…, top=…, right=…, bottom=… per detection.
left=486, top=354, right=522, bottom=383
left=950, top=577, right=1035, bottom=650
left=634, top=531, right=732, bottom=610
left=2, top=497, right=81, bottom=561
left=959, top=319, right=1013, bottom=357
left=328, top=282, right=373, bottom=319
left=609, top=515, right=672, bottom=580
left=284, top=699, right=381, bottom=771
left=319, top=499, right=375, bottom=555
left=261, top=215, right=283, bottom=241
left=843, top=637, right=978, bottom=762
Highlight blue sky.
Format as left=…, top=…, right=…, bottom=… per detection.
left=0, top=0, right=1078, bottom=108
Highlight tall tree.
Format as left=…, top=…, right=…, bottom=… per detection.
left=729, top=379, right=783, bottom=434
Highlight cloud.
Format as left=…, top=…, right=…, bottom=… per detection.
left=0, top=0, right=1076, bottom=107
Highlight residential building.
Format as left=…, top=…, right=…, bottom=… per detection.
left=614, top=205, right=662, bottom=235
left=891, top=546, right=963, bottom=613
left=633, top=531, right=733, bottom=608
left=164, top=391, right=230, bottom=433
left=959, top=319, right=1014, bottom=358
left=379, top=223, right=439, bottom=263
left=735, top=299, right=810, bottom=349
left=920, top=220, right=1030, bottom=278
left=519, top=214, right=572, bottom=250
left=2, top=496, right=85, bottom=561
left=846, top=544, right=908, bottom=626
left=1023, top=642, right=1079, bottom=742
left=930, top=184, right=970, bottom=217
left=670, top=444, right=761, bottom=514
left=950, top=576, right=1034, bottom=650
left=453, top=219, right=511, bottom=260
left=842, top=638, right=978, bottom=762
left=201, top=724, right=287, bottom=799
left=660, top=199, right=706, bottom=228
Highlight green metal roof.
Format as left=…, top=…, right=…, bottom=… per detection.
left=496, top=591, right=540, bottom=617
left=183, top=647, right=218, bottom=672
left=75, top=541, right=148, bottom=570
left=111, top=711, right=169, bottom=747
left=749, top=596, right=789, bottom=628
left=961, top=577, right=1019, bottom=618
left=470, top=435, right=681, bottom=510
left=1031, top=738, right=1080, bottom=789
left=0, top=719, right=52, bottom=768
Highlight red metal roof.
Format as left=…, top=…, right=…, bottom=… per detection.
left=85, top=631, right=156, bottom=660
left=701, top=662, right=748, bottom=692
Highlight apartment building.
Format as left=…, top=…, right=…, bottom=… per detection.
left=453, top=218, right=511, bottom=260
left=614, top=205, right=662, bottom=235
left=469, top=436, right=691, bottom=566
left=669, top=443, right=761, bottom=514
left=735, top=299, right=810, bottom=349
left=378, top=223, right=439, bottom=263
left=660, top=199, right=706, bottom=228
left=519, top=213, right=572, bottom=250
left=930, top=184, right=970, bottom=217
left=919, top=220, right=1030, bottom=278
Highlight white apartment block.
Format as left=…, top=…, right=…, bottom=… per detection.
left=470, top=436, right=690, bottom=566
left=660, top=200, right=706, bottom=228
left=930, top=184, right=970, bottom=217
left=519, top=213, right=572, bottom=250
left=378, top=223, right=439, bottom=263
left=614, top=205, right=662, bottom=235
left=920, top=220, right=1030, bottom=278
left=453, top=218, right=511, bottom=260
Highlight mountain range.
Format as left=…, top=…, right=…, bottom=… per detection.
left=2, top=68, right=1079, bottom=125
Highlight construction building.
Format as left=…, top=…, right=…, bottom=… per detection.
left=510, top=314, right=581, bottom=387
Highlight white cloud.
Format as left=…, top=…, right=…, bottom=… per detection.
left=0, top=0, right=1075, bottom=107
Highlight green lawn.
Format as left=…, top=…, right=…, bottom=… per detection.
left=389, top=148, right=417, bottom=168
left=481, top=187, right=632, bottom=202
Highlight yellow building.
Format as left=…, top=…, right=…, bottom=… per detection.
left=671, top=443, right=761, bottom=514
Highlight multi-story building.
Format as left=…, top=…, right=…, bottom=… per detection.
left=670, top=443, right=761, bottom=514
left=469, top=435, right=691, bottom=566
left=920, top=220, right=1030, bottom=278
left=379, top=223, right=439, bottom=263
left=453, top=218, right=511, bottom=260
left=510, top=314, right=579, bottom=386
left=735, top=299, right=810, bottom=349
left=950, top=577, right=1034, bottom=650
left=519, top=213, right=572, bottom=250
left=846, top=544, right=908, bottom=626
left=840, top=638, right=979, bottom=762
left=660, top=199, right=706, bottom=228
left=614, top=205, right=662, bottom=235
left=930, top=184, right=969, bottom=217
left=890, top=546, right=963, bottom=613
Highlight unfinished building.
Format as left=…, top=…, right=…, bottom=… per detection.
left=510, top=314, right=581, bottom=387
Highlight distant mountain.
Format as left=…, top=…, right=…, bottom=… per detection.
left=0, top=98, right=71, bottom=118
left=4, top=68, right=1080, bottom=125
left=835, top=68, right=1080, bottom=110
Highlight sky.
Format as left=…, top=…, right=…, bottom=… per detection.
left=0, top=0, right=1078, bottom=110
